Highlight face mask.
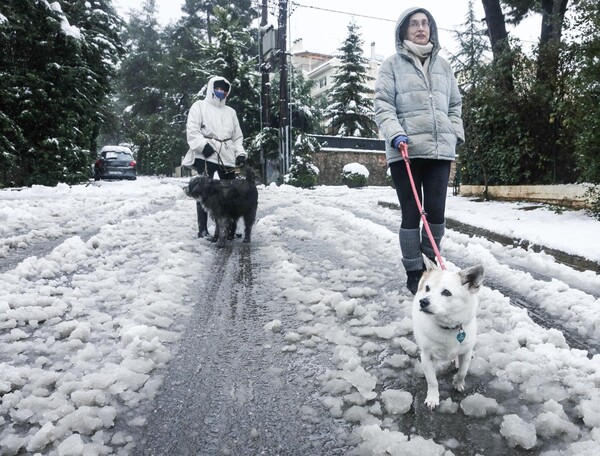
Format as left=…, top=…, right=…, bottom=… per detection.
left=214, top=89, right=227, bottom=100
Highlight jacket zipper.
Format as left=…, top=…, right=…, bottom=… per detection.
left=426, top=56, right=439, bottom=159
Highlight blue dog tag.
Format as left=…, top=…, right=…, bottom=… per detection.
left=457, top=329, right=466, bottom=343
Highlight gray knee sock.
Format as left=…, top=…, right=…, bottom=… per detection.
left=400, top=228, right=424, bottom=272
left=421, top=222, right=445, bottom=260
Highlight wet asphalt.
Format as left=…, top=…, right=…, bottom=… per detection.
left=133, top=245, right=353, bottom=456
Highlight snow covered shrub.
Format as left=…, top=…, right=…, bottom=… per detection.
left=341, top=163, right=369, bottom=188
left=285, top=156, right=319, bottom=188
left=247, top=127, right=279, bottom=162
left=284, top=133, right=320, bottom=188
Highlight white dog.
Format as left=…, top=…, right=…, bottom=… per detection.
left=412, top=257, right=485, bottom=409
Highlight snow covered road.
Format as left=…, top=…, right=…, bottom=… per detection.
left=1, top=178, right=600, bottom=455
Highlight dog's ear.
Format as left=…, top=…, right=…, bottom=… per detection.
left=423, top=255, right=439, bottom=272
left=459, top=264, right=485, bottom=293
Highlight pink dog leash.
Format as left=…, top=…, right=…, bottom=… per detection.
left=400, top=142, right=446, bottom=270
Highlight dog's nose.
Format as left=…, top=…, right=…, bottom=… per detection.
left=419, top=298, right=430, bottom=309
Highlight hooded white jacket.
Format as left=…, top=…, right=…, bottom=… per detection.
left=182, top=76, right=246, bottom=169
left=374, top=7, right=464, bottom=165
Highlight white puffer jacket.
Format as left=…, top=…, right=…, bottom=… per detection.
left=182, top=76, right=246, bottom=169
left=374, top=7, right=464, bottom=165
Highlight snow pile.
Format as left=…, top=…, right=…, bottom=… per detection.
left=343, top=162, right=370, bottom=177
left=255, top=184, right=600, bottom=455
left=500, top=414, right=537, bottom=449
left=2, top=179, right=600, bottom=454
left=1, top=179, right=209, bottom=454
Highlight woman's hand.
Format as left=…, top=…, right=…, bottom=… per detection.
left=392, top=135, right=409, bottom=150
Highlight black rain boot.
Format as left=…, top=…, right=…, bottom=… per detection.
left=196, top=203, right=209, bottom=238
left=400, top=228, right=425, bottom=295
left=406, top=269, right=424, bottom=295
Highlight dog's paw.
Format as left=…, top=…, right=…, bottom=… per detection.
left=452, top=375, right=466, bottom=392
left=424, top=392, right=439, bottom=409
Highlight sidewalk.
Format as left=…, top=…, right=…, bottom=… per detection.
left=445, top=217, right=600, bottom=273
left=378, top=194, right=600, bottom=273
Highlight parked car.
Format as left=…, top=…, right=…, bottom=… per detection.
left=94, top=146, right=137, bottom=180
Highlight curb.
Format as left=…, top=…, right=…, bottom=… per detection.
left=377, top=201, right=600, bottom=274
left=445, top=218, right=600, bottom=273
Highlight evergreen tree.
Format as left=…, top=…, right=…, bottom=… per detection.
left=449, top=0, right=493, bottom=193
left=170, top=0, right=257, bottom=98
left=0, top=0, right=124, bottom=187
left=571, top=0, right=600, bottom=185
left=254, top=70, right=321, bottom=187
left=267, top=70, right=320, bottom=133
left=118, top=0, right=176, bottom=175
left=196, top=5, right=260, bottom=137
left=324, top=21, right=377, bottom=138
left=284, top=68, right=322, bottom=183
left=449, top=0, right=490, bottom=90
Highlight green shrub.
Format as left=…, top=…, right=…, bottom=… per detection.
left=284, top=156, right=319, bottom=188
left=284, top=133, right=321, bottom=188
left=341, top=163, right=369, bottom=188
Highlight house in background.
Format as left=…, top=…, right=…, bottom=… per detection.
left=286, top=39, right=390, bottom=185
left=290, top=38, right=383, bottom=101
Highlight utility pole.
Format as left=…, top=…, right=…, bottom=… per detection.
left=278, top=0, right=289, bottom=177
left=260, top=0, right=270, bottom=130
left=259, top=0, right=271, bottom=183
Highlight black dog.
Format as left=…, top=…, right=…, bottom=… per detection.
left=184, top=167, right=258, bottom=248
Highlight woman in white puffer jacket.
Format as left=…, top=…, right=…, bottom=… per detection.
left=374, top=7, right=464, bottom=295
left=183, top=75, right=247, bottom=238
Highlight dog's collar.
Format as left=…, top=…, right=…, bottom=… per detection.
left=439, top=323, right=462, bottom=331
left=439, top=323, right=467, bottom=343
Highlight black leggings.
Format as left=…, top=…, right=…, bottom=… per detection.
left=389, top=159, right=451, bottom=229
left=193, top=158, right=236, bottom=180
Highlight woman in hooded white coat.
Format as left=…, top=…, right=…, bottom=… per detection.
left=182, top=75, right=247, bottom=238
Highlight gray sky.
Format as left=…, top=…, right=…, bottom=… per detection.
left=112, top=0, right=541, bottom=58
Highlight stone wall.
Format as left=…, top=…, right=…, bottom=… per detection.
left=312, top=150, right=389, bottom=186
left=459, top=184, right=592, bottom=209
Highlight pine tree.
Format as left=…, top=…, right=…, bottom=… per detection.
left=118, top=0, right=173, bottom=175
left=263, top=70, right=321, bottom=187
left=448, top=0, right=492, bottom=192
left=197, top=5, right=260, bottom=136
left=0, top=0, right=124, bottom=187
left=449, top=0, right=490, bottom=91
left=571, top=0, right=600, bottom=185
left=324, top=21, right=377, bottom=138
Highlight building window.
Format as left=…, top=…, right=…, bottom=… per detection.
left=319, top=77, right=327, bottom=88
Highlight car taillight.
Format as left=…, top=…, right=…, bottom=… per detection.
left=129, top=160, right=136, bottom=168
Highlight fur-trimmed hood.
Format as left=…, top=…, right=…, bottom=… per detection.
left=394, top=7, right=440, bottom=56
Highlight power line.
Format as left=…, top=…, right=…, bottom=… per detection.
left=257, top=1, right=537, bottom=50
left=290, top=2, right=456, bottom=34
left=291, top=2, right=395, bottom=24
left=289, top=2, right=537, bottom=44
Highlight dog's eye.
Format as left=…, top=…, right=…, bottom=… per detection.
left=441, top=289, right=452, bottom=297
left=425, top=285, right=430, bottom=292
